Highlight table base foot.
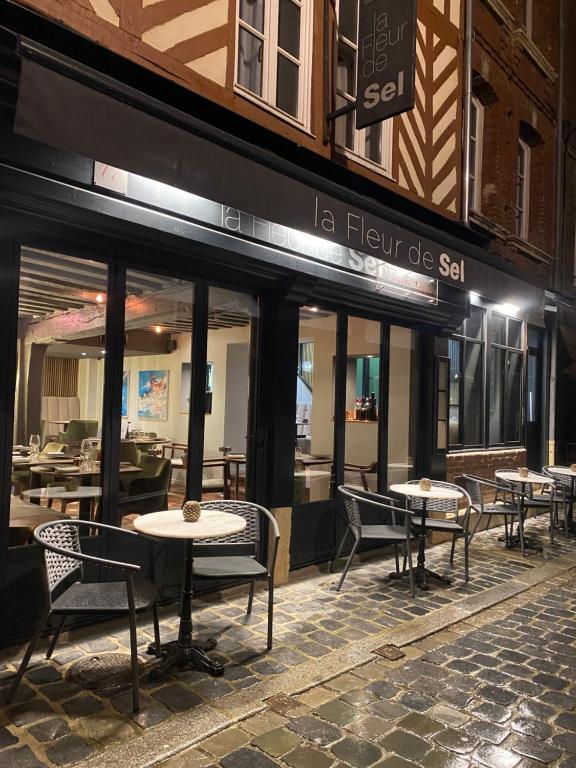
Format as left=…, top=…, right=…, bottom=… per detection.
left=148, top=640, right=224, bottom=679
left=497, top=534, right=543, bottom=553
left=390, top=567, right=451, bottom=591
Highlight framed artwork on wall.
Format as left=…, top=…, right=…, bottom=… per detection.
left=121, top=371, right=129, bottom=417
left=180, top=362, right=213, bottom=414
left=138, top=370, right=169, bottom=420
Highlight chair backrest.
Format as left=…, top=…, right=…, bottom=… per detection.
left=198, top=500, right=279, bottom=563
left=338, top=485, right=402, bottom=531
left=35, top=520, right=83, bottom=597
left=138, top=454, right=171, bottom=480
left=61, top=420, right=99, bottom=443
left=460, top=475, right=484, bottom=509
left=543, top=466, right=573, bottom=490
left=119, top=441, right=140, bottom=465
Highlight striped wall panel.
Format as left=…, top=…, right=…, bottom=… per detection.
left=43, top=357, right=79, bottom=398
left=393, top=2, right=462, bottom=215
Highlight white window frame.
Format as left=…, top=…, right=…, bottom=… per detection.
left=522, top=0, right=533, bottom=38
left=334, top=0, right=393, bottom=175
left=515, top=138, right=530, bottom=240
left=234, top=0, right=313, bottom=130
left=469, top=96, right=483, bottom=212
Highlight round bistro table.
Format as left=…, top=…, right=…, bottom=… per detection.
left=390, top=483, right=463, bottom=590
left=23, top=486, right=102, bottom=522
left=495, top=470, right=554, bottom=553
left=134, top=508, right=246, bottom=679
left=544, top=466, right=576, bottom=531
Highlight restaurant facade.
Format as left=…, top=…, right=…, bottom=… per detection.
left=0, top=0, right=571, bottom=644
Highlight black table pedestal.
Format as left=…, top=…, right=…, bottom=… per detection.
left=147, top=540, right=223, bottom=679
left=389, top=497, right=451, bottom=590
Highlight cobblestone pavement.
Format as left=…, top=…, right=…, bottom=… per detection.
left=0, top=514, right=575, bottom=767
left=163, top=569, right=576, bottom=768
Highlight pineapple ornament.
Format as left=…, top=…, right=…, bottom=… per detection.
left=182, top=500, right=201, bottom=522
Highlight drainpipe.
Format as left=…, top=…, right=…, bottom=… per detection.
left=549, top=0, right=566, bottom=464
left=461, top=0, right=474, bottom=224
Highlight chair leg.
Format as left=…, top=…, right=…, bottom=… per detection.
left=336, top=537, right=359, bottom=592
left=7, top=607, right=51, bottom=704
left=267, top=577, right=274, bottom=651
left=406, top=541, right=415, bottom=598
left=46, top=614, right=66, bottom=659
left=394, top=544, right=400, bottom=574
left=127, top=607, right=140, bottom=713
left=517, top=510, right=526, bottom=557
left=247, top=582, right=255, bottom=615
left=449, top=534, right=457, bottom=566
left=330, top=528, right=349, bottom=573
left=151, top=602, right=161, bottom=656
left=464, top=536, right=469, bottom=582
left=549, top=501, right=555, bottom=545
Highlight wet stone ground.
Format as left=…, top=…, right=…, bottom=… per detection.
left=0, top=514, right=575, bottom=767
left=161, top=570, right=576, bottom=768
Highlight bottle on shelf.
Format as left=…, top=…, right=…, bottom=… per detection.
left=369, top=393, right=377, bottom=421
left=355, top=397, right=361, bottom=420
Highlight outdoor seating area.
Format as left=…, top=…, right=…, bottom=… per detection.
left=1, top=509, right=575, bottom=768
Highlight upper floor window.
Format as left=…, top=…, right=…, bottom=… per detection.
left=521, top=0, right=533, bottom=37
left=469, top=96, right=483, bottom=212
left=236, top=0, right=312, bottom=126
left=515, top=139, right=530, bottom=239
left=334, top=0, right=392, bottom=173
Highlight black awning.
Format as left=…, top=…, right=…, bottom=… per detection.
left=13, top=44, right=544, bottom=319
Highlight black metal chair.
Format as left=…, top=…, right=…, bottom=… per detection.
left=332, top=486, right=416, bottom=595
left=543, top=466, right=573, bottom=535
left=7, top=520, right=161, bottom=712
left=191, top=500, right=280, bottom=650
left=461, top=475, right=529, bottom=555
left=494, top=471, right=559, bottom=544
left=404, top=478, right=472, bottom=581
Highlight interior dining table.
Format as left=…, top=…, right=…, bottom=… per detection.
left=9, top=501, right=68, bottom=546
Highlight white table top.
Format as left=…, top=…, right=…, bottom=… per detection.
left=495, top=470, right=551, bottom=485
left=390, top=483, right=463, bottom=500
left=134, top=508, right=247, bottom=540
left=13, top=457, right=72, bottom=466
left=547, top=466, right=576, bottom=478
left=23, top=486, right=102, bottom=500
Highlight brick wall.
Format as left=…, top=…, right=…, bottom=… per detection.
left=472, top=0, right=559, bottom=285
left=447, top=448, right=528, bottom=502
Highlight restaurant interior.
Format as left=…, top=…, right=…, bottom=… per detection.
left=10, top=247, right=417, bottom=550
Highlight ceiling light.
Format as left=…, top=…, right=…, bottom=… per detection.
left=469, top=291, right=480, bottom=304
left=100, top=349, right=106, bottom=354
left=154, top=325, right=162, bottom=334
left=81, top=352, right=87, bottom=356
left=95, top=294, right=104, bottom=303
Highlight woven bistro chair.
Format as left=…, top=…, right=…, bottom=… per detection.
left=461, top=475, right=529, bottom=555
left=543, top=466, right=574, bottom=535
left=6, top=520, right=161, bottom=713
left=332, top=486, right=416, bottom=596
left=494, top=471, right=559, bottom=544
left=404, top=478, right=471, bottom=581
left=192, top=500, right=280, bottom=650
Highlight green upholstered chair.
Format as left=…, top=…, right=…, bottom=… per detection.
left=58, top=420, right=98, bottom=446
left=119, top=441, right=141, bottom=466
left=119, top=455, right=172, bottom=519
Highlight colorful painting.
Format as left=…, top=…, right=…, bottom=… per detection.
left=121, top=371, right=129, bottom=417
left=138, top=370, right=169, bottom=420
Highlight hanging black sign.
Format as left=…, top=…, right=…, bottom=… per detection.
left=356, top=0, right=417, bottom=130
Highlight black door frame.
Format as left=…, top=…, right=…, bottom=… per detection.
left=289, top=306, right=428, bottom=570
left=0, top=205, right=269, bottom=643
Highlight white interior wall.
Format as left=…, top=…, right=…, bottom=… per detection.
left=77, top=323, right=251, bottom=452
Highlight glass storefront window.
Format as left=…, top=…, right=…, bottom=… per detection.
left=116, top=270, right=195, bottom=527
left=344, top=317, right=380, bottom=491
left=388, top=326, right=418, bottom=485
left=203, top=287, right=259, bottom=501
left=10, top=249, right=108, bottom=547
left=294, top=308, right=336, bottom=503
